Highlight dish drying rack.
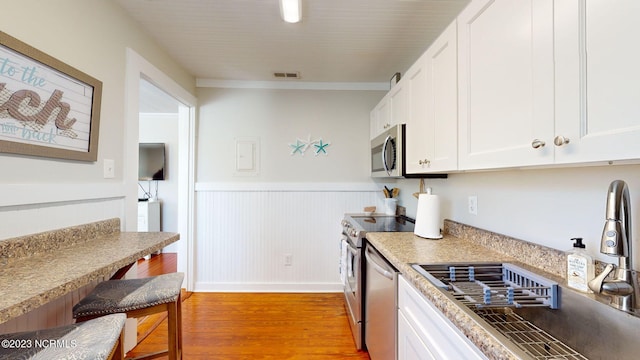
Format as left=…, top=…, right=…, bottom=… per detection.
left=426, top=263, right=558, bottom=309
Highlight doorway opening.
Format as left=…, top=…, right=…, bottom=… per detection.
left=125, top=48, right=196, bottom=291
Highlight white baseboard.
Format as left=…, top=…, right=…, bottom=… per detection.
left=194, top=282, right=343, bottom=293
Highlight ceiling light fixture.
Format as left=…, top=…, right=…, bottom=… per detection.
left=280, top=0, right=301, bottom=23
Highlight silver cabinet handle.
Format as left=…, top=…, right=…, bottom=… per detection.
left=531, top=139, right=546, bottom=149
left=554, top=135, right=570, bottom=146
left=418, top=159, right=430, bottom=166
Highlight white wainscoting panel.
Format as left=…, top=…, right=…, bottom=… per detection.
left=195, top=185, right=378, bottom=292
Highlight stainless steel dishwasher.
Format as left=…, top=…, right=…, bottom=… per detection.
left=365, top=242, right=399, bottom=360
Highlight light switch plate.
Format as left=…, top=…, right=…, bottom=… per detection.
left=104, top=159, right=115, bottom=178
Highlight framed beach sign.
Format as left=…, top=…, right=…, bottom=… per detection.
left=0, top=31, right=102, bottom=162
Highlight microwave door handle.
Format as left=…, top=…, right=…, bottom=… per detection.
left=382, top=135, right=392, bottom=176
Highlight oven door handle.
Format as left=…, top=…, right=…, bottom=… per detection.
left=344, top=239, right=357, bottom=277
left=365, top=246, right=393, bottom=280
left=345, top=241, right=357, bottom=255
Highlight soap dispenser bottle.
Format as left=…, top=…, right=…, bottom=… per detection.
left=566, top=237, right=595, bottom=293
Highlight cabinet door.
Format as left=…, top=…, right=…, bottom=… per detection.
left=389, top=81, right=408, bottom=126
left=555, top=0, right=640, bottom=164
left=427, top=22, right=458, bottom=172
left=373, top=95, right=390, bottom=138
left=370, top=108, right=378, bottom=140
left=398, top=311, right=437, bottom=360
left=405, top=54, right=431, bottom=174
left=457, top=0, right=555, bottom=170
left=405, top=22, right=458, bottom=174
left=398, top=276, right=488, bottom=360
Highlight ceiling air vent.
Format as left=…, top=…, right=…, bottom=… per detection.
left=273, top=71, right=300, bottom=79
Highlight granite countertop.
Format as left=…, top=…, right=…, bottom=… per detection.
left=366, top=222, right=567, bottom=360
left=0, top=223, right=179, bottom=324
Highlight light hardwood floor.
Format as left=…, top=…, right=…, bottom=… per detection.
left=129, top=254, right=370, bottom=359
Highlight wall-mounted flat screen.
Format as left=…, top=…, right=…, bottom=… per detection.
left=138, top=143, right=165, bottom=180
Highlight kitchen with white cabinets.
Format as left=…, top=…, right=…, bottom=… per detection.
left=2, top=0, right=640, bottom=359
left=368, top=0, right=640, bottom=358
left=385, top=0, right=640, bottom=252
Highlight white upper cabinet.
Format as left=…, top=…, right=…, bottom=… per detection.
left=404, top=54, right=431, bottom=173
left=374, top=0, right=640, bottom=173
left=554, top=0, right=640, bottom=164
left=370, top=94, right=391, bottom=139
left=389, top=81, right=409, bottom=127
left=457, top=0, right=555, bottom=170
left=370, top=81, right=407, bottom=139
left=405, top=21, right=458, bottom=174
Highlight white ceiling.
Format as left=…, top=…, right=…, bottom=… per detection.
left=116, top=0, right=470, bottom=84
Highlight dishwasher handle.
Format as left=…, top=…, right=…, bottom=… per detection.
left=365, top=246, right=394, bottom=280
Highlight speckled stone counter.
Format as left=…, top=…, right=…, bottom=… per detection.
left=366, top=219, right=567, bottom=360
left=0, top=218, right=179, bottom=324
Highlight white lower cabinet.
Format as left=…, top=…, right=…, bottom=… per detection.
left=397, top=276, right=487, bottom=360
left=398, top=311, right=437, bottom=360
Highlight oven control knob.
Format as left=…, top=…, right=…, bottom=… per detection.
left=351, top=229, right=358, bottom=237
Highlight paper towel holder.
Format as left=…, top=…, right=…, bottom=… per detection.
left=414, top=187, right=443, bottom=239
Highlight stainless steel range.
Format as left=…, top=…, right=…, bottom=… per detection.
left=340, top=213, right=415, bottom=350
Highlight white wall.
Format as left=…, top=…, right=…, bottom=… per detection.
left=381, top=164, right=640, bottom=267
left=0, top=0, right=194, bottom=343
left=195, top=87, right=383, bottom=291
left=139, top=113, right=179, bottom=252
left=197, top=88, right=383, bottom=183
left=0, top=0, right=194, bottom=240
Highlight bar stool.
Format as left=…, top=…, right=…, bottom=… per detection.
left=0, top=313, right=126, bottom=360
left=73, top=272, right=184, bottom=360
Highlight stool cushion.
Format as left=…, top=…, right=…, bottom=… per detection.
left=73, top=272, right=184, bottom=318
left=0, top=313, right=125, bottom=360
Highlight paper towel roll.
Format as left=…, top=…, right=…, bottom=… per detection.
left=414, top=192, right=443, bottom=239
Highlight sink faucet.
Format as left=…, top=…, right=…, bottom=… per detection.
left=588, top=180, right=640, bottom=314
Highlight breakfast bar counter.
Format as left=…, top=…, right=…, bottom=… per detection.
left=0, top=218, right=179, bottom=324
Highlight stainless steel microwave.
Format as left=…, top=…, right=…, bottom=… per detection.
left=371, top=124, right=405, bottom=178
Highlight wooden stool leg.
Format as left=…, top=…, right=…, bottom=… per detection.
left=110, top=331, right=125, bottom=360
left=177, top=293, right=183, bottom=359
left=167, top=300, right=178, bottom=360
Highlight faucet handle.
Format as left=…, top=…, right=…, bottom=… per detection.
left=588, top=263, right=615, bottom=294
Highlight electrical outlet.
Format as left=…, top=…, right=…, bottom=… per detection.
left=468, top=195, right=478, bottom=215
left=284, top=254, right=293, bottom=266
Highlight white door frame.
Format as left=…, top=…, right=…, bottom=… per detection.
left=124, top=48, right=197, bottom=291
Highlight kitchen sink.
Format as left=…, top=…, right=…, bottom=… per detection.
left=413, top=262, right=640, bottom=359
left=412, top=262, right=589, bottom=360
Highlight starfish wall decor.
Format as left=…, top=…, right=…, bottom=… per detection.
left=288, top=135, right=331, bottom=156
